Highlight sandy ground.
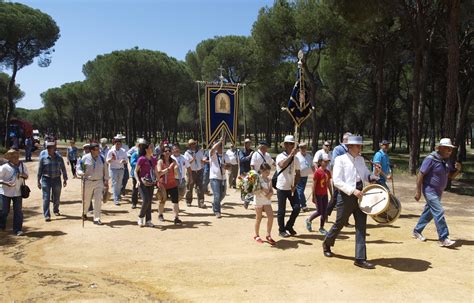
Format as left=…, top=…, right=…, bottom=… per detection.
left=0, top=155, right=473, bottom=302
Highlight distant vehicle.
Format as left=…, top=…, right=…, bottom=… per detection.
left=33, top=129, right=40, bottom=145
left=7, top=119, right=33, bottom=149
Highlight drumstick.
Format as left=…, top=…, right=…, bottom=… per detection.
left=363, top=191, right=384, bottom=196
left=371, top=197, right=386, bottom=207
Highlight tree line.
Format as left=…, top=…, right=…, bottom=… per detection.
left=1, top=0, right=472, bottom=175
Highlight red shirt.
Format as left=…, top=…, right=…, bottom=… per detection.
left=159, top=159, right=177, bottom=189
left=313, top=167, right=331, bottom=196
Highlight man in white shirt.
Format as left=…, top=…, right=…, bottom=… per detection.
left=209, top=137, right=231, bottom=218
left=276, top=135, right=301, bottom=237
left=184, top=139, right=205, bottom=207
left=322, top=135, right=381, bottom=270
left=313, top=141, right=332, bottom=168
left=106, top=135, right=128, bottom=205
left=250, top=141, right=275, bottom=172
left=99, top=138, right=109, bottom=159
left=226, top=144, right=239, bottom=189
left=295, top=142, right=313, bottom=212
left=77, top=143, right=109, bottom=225
left=171, top=144, right=191, bottom=202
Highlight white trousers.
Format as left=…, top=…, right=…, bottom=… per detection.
left=83, top=180, right=104, bottom=220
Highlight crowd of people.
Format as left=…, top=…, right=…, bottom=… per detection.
left=0, top=133, right=462, bottom=269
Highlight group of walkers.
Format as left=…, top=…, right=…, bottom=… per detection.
left=0, top=133, right=462, bottom=269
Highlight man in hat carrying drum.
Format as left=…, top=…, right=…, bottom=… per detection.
left=322, top=135, right=381, bottom=269
left=413, top=138, right=461, bottom=247
left=77, top=143, right=109, bottom=225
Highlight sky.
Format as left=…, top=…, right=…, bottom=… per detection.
left=6, top=0, right=274, bottom=109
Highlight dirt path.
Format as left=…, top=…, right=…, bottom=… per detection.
left=1, top=157, right=473, bottom=302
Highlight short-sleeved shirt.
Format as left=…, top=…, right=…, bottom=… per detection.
left=171, top=154, right=190, bottom=181
left=373, top=149, right=391, bottom=182
left=106, top=146, right=128, bottom=169
left=184, top=149, right=204, bottom=171
left=136, top=156, right=157, bottom=179
left=296, top=151, right=313, bottom=177
left=251, top=150, right=274, bottom=172
left=275, top=152, right=300, bottom=191
left=210, top=152, right=230, bottom=180
left=67, top=146, right=78, bottom=161
left=226, top=149, right=239, bottom=165
left=0, top=162, right=28, bottom=197
left=313, top=167, right=331, bottom=196
left=420, top=152, right=456, bottom=196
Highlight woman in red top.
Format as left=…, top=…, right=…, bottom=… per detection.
left=305, top=154, right=333, bottom=235
left=157, top=146, right=182, bottom=225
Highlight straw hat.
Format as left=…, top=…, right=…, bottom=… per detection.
left=3, top=149, right=19, bottom=161
left=437, top=138, right=455, bottom=148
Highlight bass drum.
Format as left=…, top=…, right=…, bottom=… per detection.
left=371, top=193, right=402, bottom=224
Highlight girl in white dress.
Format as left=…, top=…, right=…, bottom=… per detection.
left=253, top=163, right=275, bottom=245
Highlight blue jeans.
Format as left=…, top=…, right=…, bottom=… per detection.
left=41, top=176, right=62, bottom=218
left=295, top=176, right=308, bottom=208
left=25, top=147, right=32, bottom=161
left=414, top=191, right=449, bottom=241
left=109, top=168, right=124, bottom=203
left=0, top=195, right=23, bottom=233
left=210, top=179, right=226, bottom=214
left=203, top=167, right=210, bottom=192
left=122, top=164, right=129, bottom=192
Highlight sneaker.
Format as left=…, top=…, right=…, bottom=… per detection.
left=54, top=211, right=61, bottom=216
left=302, top=207, right=309, bottom=212
left=158, top=214, right=164, bottom=222
left=286, top=228, right=297, bottom=236
left=439, top=238, right=456, bottom=247
left=137, top=217, right=145, bottom=227
left=145, top=221, right=155, bottom=228
left=215, top=212, right=222, bottom=219
left=265, top=236, right=276, bottom=245
left=45, top=217, right=51, bottom=222
left=131, top=204, right=136, bottom=209
left=115, top=202, right=120, bottom=206
left=174, top=218, right=183, bottom=225
left=253, top=236, right=264, bottom=244
left=94, top=219, right=103, bottom=226
left=305, top=218, right=313, bottom=232
left=319, top=228, right=328, bottom=236
left=16, top=230, right=24, bottom=236
left=279, top=231, right=289, bottom=238
left=243, top=201, right=249, bottom=209
left=412, top=231, right=426, bottom=242
left=82, top=214, right=88, bottom=220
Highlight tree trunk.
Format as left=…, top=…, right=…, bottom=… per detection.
left=443, top=0, right=460, bottom=139
left=4, top=60, right=18, bottom=148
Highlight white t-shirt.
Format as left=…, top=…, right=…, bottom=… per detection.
left=171, top=154, right=190, bottom=181
left=0, top=162, right=28, bottom=197
left=184, top=149, right=204, bottom=171
left=250, top=150, right=274, bottom=172
left=225, top=149, right=238, bottom=165
left=296, top=151, right=313, bottom=177
left=106, top=146, right=128, bottom=169
left=275, top=152, right=300, bottom=191
left=209, top=152, right=230, bottom=180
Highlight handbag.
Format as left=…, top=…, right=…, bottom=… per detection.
left=20, top=162, right=30, bottom=199
left=272, top=154, right=294, bottom=190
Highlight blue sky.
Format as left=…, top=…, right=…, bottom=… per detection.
left=7, top=0, right=273, bottom=109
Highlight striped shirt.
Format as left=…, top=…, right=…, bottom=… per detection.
left=37, top=152, right=68, bottom=181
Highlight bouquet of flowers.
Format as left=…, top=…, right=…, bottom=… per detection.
left=236, top=170, right=261, bottom=195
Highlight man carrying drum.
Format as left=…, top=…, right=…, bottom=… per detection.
left=322, top=135, right=381, bottom=269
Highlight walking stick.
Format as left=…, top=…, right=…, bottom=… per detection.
left=81, top=176, right=85, bottom=228
left=391, top=173, right=395, bottom=196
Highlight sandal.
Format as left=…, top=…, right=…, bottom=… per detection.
left=266, top=236, right=276, bottom=245
left=253, top=236, right=264, bottom=244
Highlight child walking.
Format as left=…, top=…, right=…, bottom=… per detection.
left=305, top=154, right=332, bottom=235
left=253, top=163, right=276, bottom=245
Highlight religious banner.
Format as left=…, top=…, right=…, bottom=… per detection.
left=205, top=84, right=239, bottom=145
left=284, top=72, right=314, bottom=127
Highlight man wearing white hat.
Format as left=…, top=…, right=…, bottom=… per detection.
left=106, top=134, right=128, bottom=205
left=37, top=141, right=68, bottom=221
left=76, top=143, right=109, bottom=225
left=322, top=135, right=381, bottom=269
left=413, top=138, right=461, bottom=247
left=99, top=138, right=109, bottom=159
left=295, top=142, right=314, bottom=212
left=184, top=139, right=205, bottom=208
left=275, top=135, right=301, bottom=237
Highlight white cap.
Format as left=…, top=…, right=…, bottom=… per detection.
left=299, top=142, right=307, bottom=147
left=46, top=141, right=56, bottom=147
left=114, top=134, right=126, bottom=140
left=283, top=135, right=295, bottom=143
left=438, top=138, right=455, bottom=148
left=100, top=138, right=108, bottom=144
left=244, top=138, right=251, bottom=143
left=137, top=138, right=147, bottom=145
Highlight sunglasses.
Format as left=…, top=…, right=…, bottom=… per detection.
left=164, top=150, right=171, bottom=153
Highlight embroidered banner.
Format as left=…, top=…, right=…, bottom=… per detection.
left=205, top=85, right=239, bottom=145
left=284, top=72, right=314, bottom=127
